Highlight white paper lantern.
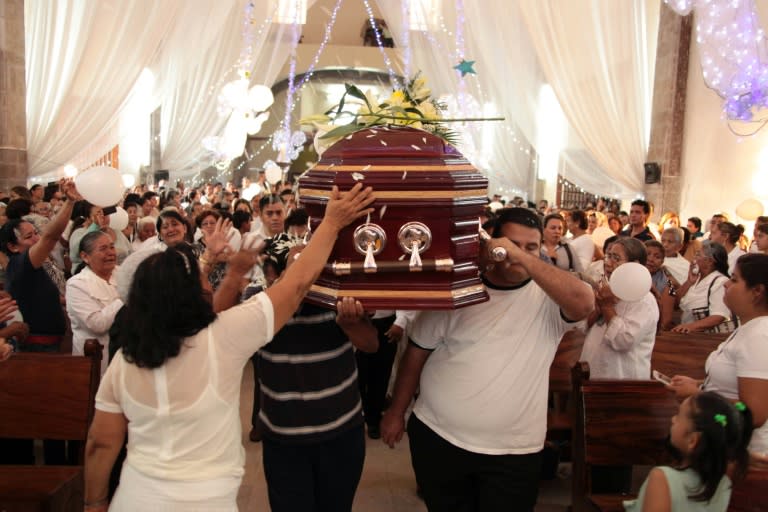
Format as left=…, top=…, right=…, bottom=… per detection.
left=74, top=166, right=124, bottom=207
left=108, top=207, right=129, bottom=231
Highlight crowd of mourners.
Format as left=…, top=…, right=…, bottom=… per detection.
left=0, top=177, right=766, bottom=512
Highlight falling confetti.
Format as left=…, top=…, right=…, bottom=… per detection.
left=362, top=164, right=371, bottom=171
left=398, top=254, right=406, bottom=261
left=352, top=172, right=365, bottom=181
left=411, top=145, right=421, bottom=151
left=422, top=137, right=427, bottom=144
left=401, top=171, right=407, bottom=180
left=380, top=140, right=388, bottom=146
left=379, top=205, right=387, bottom=219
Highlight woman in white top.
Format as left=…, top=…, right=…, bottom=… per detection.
left=580, top=237, right=658, bottom=379
left=541, top=214, right=580, bottom=272
left=711, top=221, right=746, bottom=275
left=670, top=253, right=768, bottom=456
left=66, top=230, right=122, bottom=375
left=672, top=241, right=734, bottom=333
left=567, top=210, right=595, bottom=271
left=83, top=184, right=374, bottom=511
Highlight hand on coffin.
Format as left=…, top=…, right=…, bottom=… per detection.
left=322, top=183, right=375, bottom=232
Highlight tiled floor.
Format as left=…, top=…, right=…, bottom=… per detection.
left=235, top=364, right=571, bottom=511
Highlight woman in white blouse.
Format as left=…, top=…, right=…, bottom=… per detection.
left=66, top=230, right=122, bottom=375
left=83, top=184, right=374, bottom=511
left=670, top=253, right=768, bottom=457
left=672, top=240, right=734, bottom=333
left=580, top=237, right=659, bottom=379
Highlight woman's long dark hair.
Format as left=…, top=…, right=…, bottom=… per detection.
left=685, top=392, right=753, bottom=502
left=118, top=243, right=216, bottom=368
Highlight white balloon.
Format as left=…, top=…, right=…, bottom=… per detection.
left=265, top=164, right=283, bottom=184
left=109, top=206, right=129, bottom=231
left=735, top=198, right=764, bottom=221
left=74, top=166, right=124, bottom=207
left=248, top=85, right=274, bottom=112
left=609, top=262, right=652, bottom=302
left=218, top=111, right=248, bottom=160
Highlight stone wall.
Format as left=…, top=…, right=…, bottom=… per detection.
left=0, top=0, right=27, bottom=192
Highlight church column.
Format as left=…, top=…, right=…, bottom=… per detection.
left=645, top=4, right=693, bottom=220
left=0, top=0, right=28, bottom=192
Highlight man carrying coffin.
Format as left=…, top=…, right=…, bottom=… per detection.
left=381, top=207, right=594, bottom=511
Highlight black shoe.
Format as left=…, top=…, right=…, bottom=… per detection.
left=367, top=425, right=381, bottom=439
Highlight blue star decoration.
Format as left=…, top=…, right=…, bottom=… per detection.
left=454, top=59, right=476, bottom=77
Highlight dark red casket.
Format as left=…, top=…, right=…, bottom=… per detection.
left=298, top=126, right=489, bottom=310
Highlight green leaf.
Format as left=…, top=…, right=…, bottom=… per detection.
left=335, top=91, right=347, bottom=117
left=319, top=123, right=364, bottom=140
left=343, top=84, right=373, bottom=112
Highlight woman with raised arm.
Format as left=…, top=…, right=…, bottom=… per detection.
left=83, top=184, right=374, bottom=511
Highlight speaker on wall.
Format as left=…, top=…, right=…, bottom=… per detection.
left=154, top=170, right=170, bottom=184
left=644, top=162, right=661, bottom=184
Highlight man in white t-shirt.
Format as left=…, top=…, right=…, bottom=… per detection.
left=380, top=208, right=594, bottom=511
left=660, top=227, right=690, bottom=285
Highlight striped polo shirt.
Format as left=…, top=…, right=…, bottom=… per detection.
left=257, top=302, right=363, bottom=444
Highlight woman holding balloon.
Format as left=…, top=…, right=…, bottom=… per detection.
left=579, top=237, right=659, bottom=379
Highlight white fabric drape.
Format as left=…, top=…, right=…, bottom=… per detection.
left=157, top=1, right=316, bottom=177
left=375, top=0, right=656, bottom=200
left=374, top=0, right=536, bottom=196
left=25, top=0, right=182, bottom=177
left=519, top=0, right=659, bottom=196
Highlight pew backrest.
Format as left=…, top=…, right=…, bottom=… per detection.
left=571, top=361, right=679, bottom=512
left=651, top=331, right=728, bottom=381
left=0, top=341, right=102, bottom=463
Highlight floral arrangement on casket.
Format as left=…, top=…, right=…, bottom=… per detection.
left=301, top=74, right=464, bottom=156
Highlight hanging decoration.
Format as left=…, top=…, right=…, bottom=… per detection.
left=453, top=59, right=476, bottom=77
left=665, top=0, right=768, bottom=134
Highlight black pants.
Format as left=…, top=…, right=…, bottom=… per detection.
left=408, top=415, right=542, bottom=512
left=355, top=315, right=397, bottom=428
left=262, top=425, right=365, bottom=512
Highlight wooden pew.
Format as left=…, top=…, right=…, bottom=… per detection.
left=651, top=331, right=728, bottom=381
left=729, top=466, right=768, bottom=511
left=0, top=340, right=102, bottom=511
left=547, top=329, right=585, bottom=443
left=571, top=361, right=679, bottom=512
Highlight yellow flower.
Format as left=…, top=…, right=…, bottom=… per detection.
left=410, top=77, right=431, bottom=102
left=418, top=101, right=438, bottom=120
left=387, top=90, right=407, bottom=107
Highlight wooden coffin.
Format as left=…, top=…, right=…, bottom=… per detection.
left=298, top=126, right=489, bottom=310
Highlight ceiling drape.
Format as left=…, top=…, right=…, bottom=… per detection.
left=24, top=0, right=182, bottom=177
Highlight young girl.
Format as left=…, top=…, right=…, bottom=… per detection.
left=624, top=392, right=753, bottom=511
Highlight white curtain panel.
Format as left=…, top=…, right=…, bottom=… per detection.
left=157, top=1, right=317, bottom=177
left=25, top=0, right=183, bottom=177
left=374, top=0, right=536, bottom=196
left=518, top=0, right=659, bottom=195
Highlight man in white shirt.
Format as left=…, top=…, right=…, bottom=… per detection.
left=660, top=227, right=690, bottom=285
left=380, top=208, right=593, bottom=511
